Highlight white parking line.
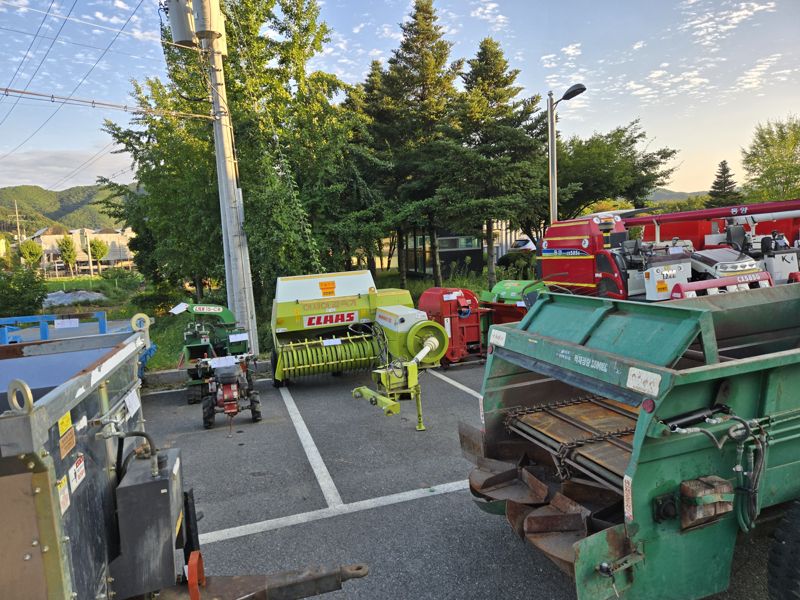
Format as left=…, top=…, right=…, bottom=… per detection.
left=427, top=369, right=482, bottom=399
left=199, top=479, right=469, bottom=545
left=279, top=387, right=344, bottom=508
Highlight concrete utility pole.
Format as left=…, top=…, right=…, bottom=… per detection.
left=167, top=0, right=259, bottom=355
left=14, top=198, right=22, bottom=242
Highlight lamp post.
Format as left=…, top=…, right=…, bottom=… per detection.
left=547, top=83, right=586, bottom=225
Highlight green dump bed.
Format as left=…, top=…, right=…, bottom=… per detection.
left=468, top=285, right=800, bottom=600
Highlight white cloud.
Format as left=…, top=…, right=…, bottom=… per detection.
left=470, top=1, right=508, bottom=32
left=647, top=70, right=668, bottom=79
left=540, top=53, right=557, bottom=68
left=113, top=0, right=130, bottom=8
left=632, top=40, right=646, bottom=50
left=735, top=53, right=782, bottom=89
left=378, top=24, right=402, bottom=41
left=679, top=1, right=776, bottom=51
left=561, top=43, right=582, bottom=58
left=93, top=11, right=125, bottom=24
left=352, top=22, right=366, bottom=34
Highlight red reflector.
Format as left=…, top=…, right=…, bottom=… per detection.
left=642, top=398, right=656, bottom=413
left=487, top=345, right=494, bottom=354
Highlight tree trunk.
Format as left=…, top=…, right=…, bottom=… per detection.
left=366, top=244, right=377, bottom=278
left=430, top=222, right=443, bottom=287
left=486, top=218, right=497, bottom=289
left=385, top=234, right=396, bottom=271
left=194, top=275, right=204, bottom=302
left=398, top=228, right=407, bottom=288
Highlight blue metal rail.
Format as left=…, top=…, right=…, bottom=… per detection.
left=0, top=312, right=108, bottom=344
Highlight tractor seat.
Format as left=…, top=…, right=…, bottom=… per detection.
left=215, top=366, right=240, bottom=385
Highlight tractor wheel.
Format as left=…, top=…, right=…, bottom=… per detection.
left=187, top=386, right=201, bottom=405
left=202, top=396, right=215, bottom=429
left=250, top=391, right=262, bottom=422
left=769, top=500, right=800, bottom=599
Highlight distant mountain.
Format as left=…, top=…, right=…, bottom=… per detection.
left=648, top=187, right=708, bottom=202
left=0, top=184, right=121, bottom=236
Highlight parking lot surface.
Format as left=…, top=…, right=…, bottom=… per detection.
left=142, top=362, right=771, bottom=599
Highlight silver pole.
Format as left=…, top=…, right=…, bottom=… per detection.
left=547, top=91, right=558, bottom=225
left=203, top=32, right=260, bottom=355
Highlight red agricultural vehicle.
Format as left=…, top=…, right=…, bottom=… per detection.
left=538, top=198, right=800, bottom=300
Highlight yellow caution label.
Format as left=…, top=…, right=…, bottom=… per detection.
left=656, top=280, right=668, bottom=293
left=319, top=281, right=336, bottom=297
left=58, top=412, right=73, bottom=437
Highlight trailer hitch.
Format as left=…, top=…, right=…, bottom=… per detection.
left=157, top=553, right=369, bottom=600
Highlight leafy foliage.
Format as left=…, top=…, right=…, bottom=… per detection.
left=742, top=116, right=800, bottom=202
left=57, top=235, right=77, bottom=275
left=0, top=266, right=46, bottom=317
left=19, top=239, right=43, bottom=265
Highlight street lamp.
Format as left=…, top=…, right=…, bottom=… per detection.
left=547, top=83, right=586, bottom=225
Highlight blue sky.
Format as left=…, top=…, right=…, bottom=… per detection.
left=0, top=0, right=797, bottom=193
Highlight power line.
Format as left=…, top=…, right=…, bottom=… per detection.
left=47, top=141, right=115, bottom=191
left=0, top=0, right=79, bottom=128
left=0, top=86, right=215, bottom=120
left=0, top=0, right=209, bottom=52
left=0, top=0, right=56, bottom=103
left=0, top=25, right=150, bottom=62
left=0, top=0, right=147, bottom=161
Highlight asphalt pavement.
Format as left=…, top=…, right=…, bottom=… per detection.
left=141, top=362, right=771, bottom=600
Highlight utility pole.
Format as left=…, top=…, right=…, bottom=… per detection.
left=167, top=0, right=259, bottom=355
left=14, top=198, right=22, bottom=242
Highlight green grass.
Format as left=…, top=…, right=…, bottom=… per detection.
left=147, top=313, right=191, bottom=371
left=45, top=276, right=103, bottom=293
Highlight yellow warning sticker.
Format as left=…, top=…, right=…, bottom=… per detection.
left=319, top=281, right=336, bottom=297
left=656, top=280, right=668, bottom=293
left=58, top=411, right=73, bottom=437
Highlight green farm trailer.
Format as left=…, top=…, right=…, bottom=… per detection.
left=460, top=284, right=800, bottom=599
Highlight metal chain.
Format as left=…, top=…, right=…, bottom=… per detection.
left=554, top=428, right=636, bottom=480
left=503, top=394, right=601, bottom=427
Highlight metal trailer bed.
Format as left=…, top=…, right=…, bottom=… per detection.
left=462, top=284, right=800, bottom=600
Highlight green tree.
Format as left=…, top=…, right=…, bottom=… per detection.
left=19, top=239, right=43, bottom=267
left=102, top=0, right=326, bottom=309
left=440, top=37, right=547, bottom=287
left=0, top=266, right=46, bottom=317
left=89, top=238, right=109, bottom=274
left=742, top=116, right=800, bottom=202
left=558, top=120, right=677, bottom=214
left=57, top=235, right=77, bottom=276
left=706, top=160, right=742, bottom=207
left=381, top=0, right=463, bottom=286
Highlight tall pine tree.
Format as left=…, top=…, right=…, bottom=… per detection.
left=381, top=0, right=462, bottom=286
left=707, top=160, right=742, bottom=207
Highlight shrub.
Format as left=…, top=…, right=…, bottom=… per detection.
left=0, top=266, right=47, bottom=317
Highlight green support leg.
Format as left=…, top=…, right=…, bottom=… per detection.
left=413, top=388, right=426, bottom=431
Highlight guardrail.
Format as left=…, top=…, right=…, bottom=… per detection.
left=0, top=311, right=108, bottom=344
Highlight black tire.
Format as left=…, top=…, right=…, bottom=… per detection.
left=769, top=500, right=800, bottom=599
left=250, top=391, right=262, bottom=422
left=186, top=386, right=201, bottom=405
left=202, top=395, right=215, bottom=429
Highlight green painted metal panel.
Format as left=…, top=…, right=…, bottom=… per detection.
left=516, top=293, right=711, bottom=367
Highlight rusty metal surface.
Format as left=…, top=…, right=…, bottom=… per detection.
left=0, top=472, right=48, bottom=599
left=156, top=564, right=369, bottom=600
left=469, top=458, right=551, bottom=505
left=509, top=396, right=638, bottom=483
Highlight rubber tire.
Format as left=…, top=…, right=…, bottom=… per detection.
left=202, top=396, right=215, bottom=429
left=769, top=500, right=800, bottom=599
left=250, top=391, right=262, bottom=422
